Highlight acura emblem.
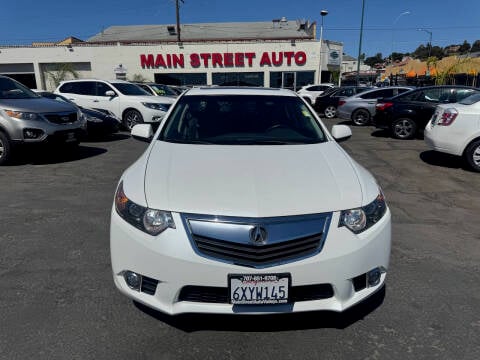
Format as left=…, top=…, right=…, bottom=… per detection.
left=250, top=225, right=267, bottom=245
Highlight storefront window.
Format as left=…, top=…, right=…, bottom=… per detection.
left=212, top=72, right=264, bottom=87
left=270, top=71, right=315, bottom=90
left=155, top=73, right=207, bottom=86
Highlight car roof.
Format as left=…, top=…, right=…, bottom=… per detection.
left=184, top=87, right=297, bottom=97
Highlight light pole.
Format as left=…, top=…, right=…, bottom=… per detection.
left=318, top=9, right=328, bottom=83
left=418, top=28, right=433, bottom=58
left=418, top=28, right=433, bottom=77
left=356, top=0, right=365, bottom=85
left=391, top=11, right=410, bottom=63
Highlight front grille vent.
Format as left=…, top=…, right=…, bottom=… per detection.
left=141, top=276, right=159, bottom=295
left=193, top=233, right=323, bottom=267
left=44, top=112, right=77, bottom=124
left=178, top=284, right=334, bottom=304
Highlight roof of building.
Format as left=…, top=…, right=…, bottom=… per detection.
left=87, top=20, right=316, bottom=43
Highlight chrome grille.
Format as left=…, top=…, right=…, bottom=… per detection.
left=182, top=213, right=331, bottom=268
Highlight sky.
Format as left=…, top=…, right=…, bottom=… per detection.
left=1, top=0, right=479, bottom=58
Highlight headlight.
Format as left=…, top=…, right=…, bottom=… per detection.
left=142, top=102, right=170, bottom=112
left=339, top=191, right=387, bottom=234
left=83, top=113, right=103, bottom=123
left=114, top=181, right=175, bottom=235
left=3, top=110, right=39, bottom=121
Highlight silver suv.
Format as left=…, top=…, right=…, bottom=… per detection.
left=0, top=75, right=86, bottom=165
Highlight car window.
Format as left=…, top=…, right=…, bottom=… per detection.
left=96, top=82, right=115, bottom=97
left=456, top=89, right=479, bottom=102
left=111, top=82, right=151, bottom=96
left=159, top=95, right=326, bottom=145
left=137, top=84, right=152, bottom=94
left=59, top=81, right=96, bottom=95
left=0, top=77, right=40, bottom=99
left=397, top=88, right=411, bottom=95
left=459, top=93, right=480, bottom=105
left=360, top=89, right=393, bottom=99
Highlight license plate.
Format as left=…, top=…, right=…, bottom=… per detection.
left=229, top=274, right=290, bottom=305
left=65, top=132, right=76, bottom=142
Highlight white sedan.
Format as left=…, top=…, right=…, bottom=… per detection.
left=110, top=87, right=391, bottom=315
left=425, top=93, right=480, bottom=172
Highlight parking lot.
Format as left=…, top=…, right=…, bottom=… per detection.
left=1, top=120, right=479, bottom=360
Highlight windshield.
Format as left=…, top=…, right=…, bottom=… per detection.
left=459, top=93, right=480, bottom=105
left=159, top=95, right=327, bottom=145
left=151, top=84, right=177, bottom=97
left=111, top=82, right=151, bottom=96
left=0, top=77, right=40, bottom=99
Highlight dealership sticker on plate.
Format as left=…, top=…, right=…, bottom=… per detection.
left=229, top=274, right=290, bottom=305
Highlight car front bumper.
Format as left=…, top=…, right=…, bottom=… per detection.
left=110, top=208, right=391, bottom=315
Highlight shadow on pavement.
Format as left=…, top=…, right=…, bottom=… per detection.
left=82, top=133, right=131, bottom=143
left=11, top=144, right=108, bottom=165
left=420, top=150, right=467, bottom=170
left=134, top=285, right=386, bottom=333
left=370, top=129, right=391, bottom=138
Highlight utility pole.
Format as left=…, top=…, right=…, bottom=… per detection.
left=356, top=0, right=366, bottom=85
left=176, top=0, right=184, bottom=43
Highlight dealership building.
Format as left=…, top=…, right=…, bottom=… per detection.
left=0, top=19, right=343, bottom=91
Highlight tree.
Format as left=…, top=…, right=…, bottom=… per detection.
left=364, top=53, right=383, bottom=67
left=391, top=52, right=405, bottom=62
left=459, top=40, right=471, bottom=54
left=44, top=63, right=78, bottom=89
left=128, top=73, right=149, bottom=82
left=471, top=40, right=480, bottom=53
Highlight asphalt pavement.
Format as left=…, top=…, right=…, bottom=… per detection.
left=0, top=123, right=479, bottom=360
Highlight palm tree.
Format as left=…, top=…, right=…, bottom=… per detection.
left=44, top=63, right=79, bottom=89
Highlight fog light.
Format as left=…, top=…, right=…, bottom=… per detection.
left=124, top=271, right=142, bottom=291
left=367, top=267, right=382, bottom=287
left=23, top=128, right=44, bottom=139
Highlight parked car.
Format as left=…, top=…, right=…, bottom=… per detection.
left=133, top=83, right=178, bottom=98
left=374, top=85, right=480, bottom=139
left=337, top=86, right=413, bottom=126
left=110, top=87, right=391, bottom=315
left=313, top=86, right=373, bottom=119
left=297, top=83, right=335, bottom=105
left=425, top=93, right=480, bottom=171
left=0, top=75, right=86, bottom=165
left=54, top=79, right=175, bottom=130
left=36, top=91, right=121, bottom=137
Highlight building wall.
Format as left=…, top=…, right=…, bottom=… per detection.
left=0, top=40, right=342, bottom=90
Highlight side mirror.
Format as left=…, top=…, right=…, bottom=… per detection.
left=331, top=124, right=352, bottom=142
left=131, top=124, right=153, bottom=142
left=105, top=90, right=116, bottom=97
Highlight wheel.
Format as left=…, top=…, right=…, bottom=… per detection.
left=0, top=132, right=12, bottom=166
left=324, top=105, right=337, bottom=119
left=122, top=109, right=144, bottom=131
left=352, top=109, right=371, bottom=126
left=464, top=139, right=480, bottom=172
left=392, top=118, right=416, bottom=139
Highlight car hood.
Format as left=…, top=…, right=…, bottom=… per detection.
left=0, top=97, right=78, bottom=113
left=123, top=141, right=379, bottom=218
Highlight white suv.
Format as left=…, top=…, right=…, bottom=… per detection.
left=297, top=83, right=335, bottom=105
left=110, top=87, right=391, bottom=315
left=55, top=79, right=175, bottom=130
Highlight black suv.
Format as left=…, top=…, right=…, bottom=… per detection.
left=313, top=86, right=373, bottom=119
left=374, top=85, right=480, bottom=139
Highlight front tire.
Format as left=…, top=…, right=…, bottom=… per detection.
left=464, top=139, right=480, bottom=172
left=0, top=132, right=12, bottom=166
left=392, top=118, right=416, bottom=139
left=352, top=109, right=371, bottom=126
left=324, top=105, right=337, bottom=119
left=123, top=109, right=144, bottom=131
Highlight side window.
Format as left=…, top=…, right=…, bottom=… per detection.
left=75, top=81, right=96, bottom=96
left=361, top=89, right=392, bottom=99
left=422, top=88, right=443, bottom=103
left=456, top=89, right=478, bottom=102
left=397, top=88, right=411, bottom=95
left=59, top=82, right=81, bottom=94
left=95, top=82, right=114, bottom=97
left=138, top=84, right=151, bottom=94
left=308, top=86, right=321, bottom=91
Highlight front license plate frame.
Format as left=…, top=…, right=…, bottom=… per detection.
left=228, top=273, right=291, bottom=305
